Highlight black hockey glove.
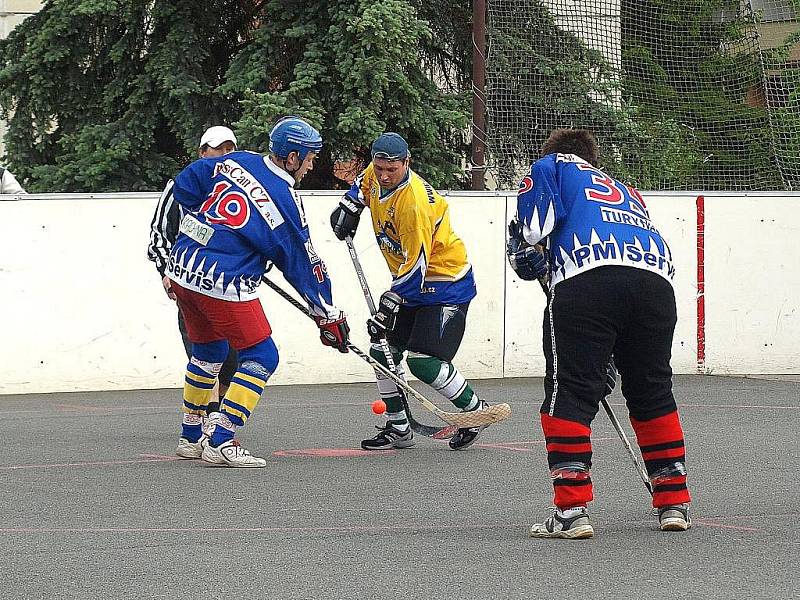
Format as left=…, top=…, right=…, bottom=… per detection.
left=507, top=218, right=548, bottom=281
left=314, top=311, right=350, bottom=353
left=366, top=291, right=403, bottom=342
left=330, top=194, right=365, bottom=241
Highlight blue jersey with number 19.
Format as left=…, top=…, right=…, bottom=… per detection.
left=516, top=153, right=675, bottom=287
left=166, top=150, right=337, bottom=318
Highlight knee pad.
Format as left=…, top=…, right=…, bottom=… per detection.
left=237, top=337, right=279, bottom=378
left=649, top=461, right=687, bottom=485
left=191, top=339, right=229, bottom=364
left=406, top=352, right=443, bottom=383
left=550, top=461, right=591, bottom=480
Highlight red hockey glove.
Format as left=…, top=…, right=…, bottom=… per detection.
left=314, top=311, right=350, bottom=353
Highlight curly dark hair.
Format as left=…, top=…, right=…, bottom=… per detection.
left=540, top=129, right=600, bottom=167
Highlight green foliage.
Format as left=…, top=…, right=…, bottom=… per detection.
left=488, top=0, right=798, bottom=190
left=0, top=0, right=255, bottom=191
left=0, top=0, right=471, bottom=192
left=619, top=0, right=785, bottom=189
left=222, top=0, right=469, bottom=189
left=486, top=2, right=622, bottom=186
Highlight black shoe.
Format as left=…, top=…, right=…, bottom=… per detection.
left=448, top=401, right=489, bottom=450
left=361, top=423, right=415, bottom=450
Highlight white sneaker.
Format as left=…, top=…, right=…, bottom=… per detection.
left=530, top=507, right=594, bottom=539
left=201, top=439, right=267, bottom=468
left=175, top=436, right=205, bottom=459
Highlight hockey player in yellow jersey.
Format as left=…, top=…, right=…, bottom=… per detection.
left=331, top=132, right=489, bottom=450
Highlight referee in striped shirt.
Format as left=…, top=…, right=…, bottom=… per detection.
left=147, top=126, right=240, bottom=411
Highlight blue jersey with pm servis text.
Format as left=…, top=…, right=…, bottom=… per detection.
left=166, top=150, right=337, bottom=318
left=516, top=153, right=675, bottom=287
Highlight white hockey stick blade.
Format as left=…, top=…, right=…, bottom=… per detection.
left=350, top=343, right=512, bottom=427
left=441, top=402, right=513, bottom=428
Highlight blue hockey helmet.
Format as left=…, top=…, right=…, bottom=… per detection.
left=371, top=132, right=409, bottom=160
left=269, top=117, right=323, bottom=160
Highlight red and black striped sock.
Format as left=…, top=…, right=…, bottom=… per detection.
left=541, top=413, right=593, bottom=509
left=630, top=410, right=691, bottom=508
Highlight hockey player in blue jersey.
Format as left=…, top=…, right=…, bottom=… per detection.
left=507, top=129, right=691, bottom=537
left=165, top=116, right=350, bottom=468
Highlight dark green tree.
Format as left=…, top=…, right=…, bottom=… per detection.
left=0, top=0, right=472, bottom=192
left=0, top=0, right=257, bottom=192
left=221, top=0, right=470, bottom=189
left=618, top=0, right=784, bottom=190
left=486, top=1, right=638, bottom=187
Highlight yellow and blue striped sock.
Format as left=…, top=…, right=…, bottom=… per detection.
left=211, top=368, right=268, bottom=446
left=182, top=358, right=222, bottom=441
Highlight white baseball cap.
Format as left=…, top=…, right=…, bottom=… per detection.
left=200, top=126, right=237, bottom=149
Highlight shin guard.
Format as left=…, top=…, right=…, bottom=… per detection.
left=406, top=353, right=477, bottom=410
left=220, top=338, right=278, bottom=428
left=541, top=413, right=593, bottom=509
left=183, top=340, right=228, bottom=415
left=370, top=344, right=407, bottom=424
left=630, top=410, right=691, bottom=507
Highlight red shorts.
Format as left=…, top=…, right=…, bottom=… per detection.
left=171, top=283, right=272, bottom=350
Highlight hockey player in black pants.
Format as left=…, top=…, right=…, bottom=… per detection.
left=507, top=128, right=692, bottom=538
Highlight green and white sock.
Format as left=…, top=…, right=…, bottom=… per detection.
left=370, top=344, right=408, bottom=428
left=406, top=352, right=479, bottom=410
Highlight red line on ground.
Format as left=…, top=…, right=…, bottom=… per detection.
left=606, top=401, right=797, bottom=410
left=139, top=453, right=182, bottom=460
left=0, top=455, right=181, bottom=471
left=55, top=403, right=120, bottom=413
left=692, top=519, right=762, bottom=532
left=0, top=522, right=527, bottom=535
left=474, top=443, right=539, bottom=452
left=0, top=515, right=778, bottom=535
left=475, top=436, right=619, bottom=452
left=273, top=448, right=396, bottom=458
left=4, top=406, right=173, bottom=416
left=676, top=403, right=799, bottom=409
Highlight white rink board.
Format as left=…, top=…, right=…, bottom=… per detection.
left=1, top=190, right=798, bottom=395
left=703, top=194, right=800, bottom=375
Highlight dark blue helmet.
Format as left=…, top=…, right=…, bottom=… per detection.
left=371, top=132, right=409, bottom=160
left=269, top=117, right=323, bottom=160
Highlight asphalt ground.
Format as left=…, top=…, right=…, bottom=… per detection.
left=1, top=375, right=797, bottom=600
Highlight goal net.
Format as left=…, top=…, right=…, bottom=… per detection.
left=485, top=0, right=800, bottom=191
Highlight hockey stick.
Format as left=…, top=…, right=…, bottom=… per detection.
left=342, top=237, right=456, bottom=439
left=537, top=276, right=652, bottom=496
left=262, top=277, right=511, bottom=429
left=599, top=359, right=653, bottom=496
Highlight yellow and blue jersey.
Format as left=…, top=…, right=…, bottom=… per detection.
left=347, top=163, right=476, bottom=306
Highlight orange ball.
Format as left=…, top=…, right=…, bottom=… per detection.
left=371, top=399, right=387, bottom=415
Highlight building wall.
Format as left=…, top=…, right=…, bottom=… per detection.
left=0, top=0, right=39, bottom=36
left=1, top=190, right=798, bottom=395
